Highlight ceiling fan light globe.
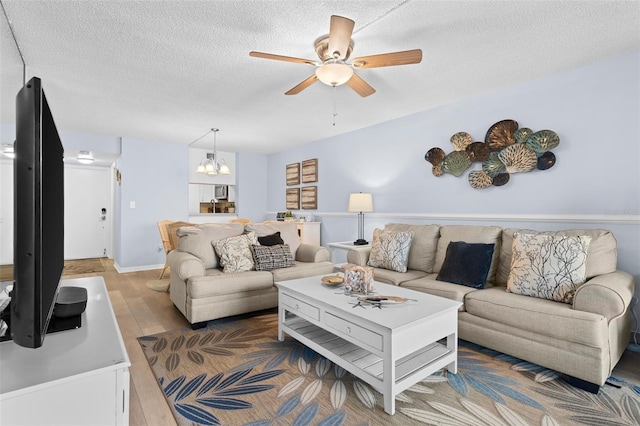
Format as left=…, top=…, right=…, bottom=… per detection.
left=315, top=62, right=353, bottom=86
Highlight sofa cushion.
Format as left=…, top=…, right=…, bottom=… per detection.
left=370, top=268, right=428, bottom=286
left=506, top=232, right=591, bottom=303
left=212, top=232, right=259, bottom=273
left=166, top=221, right=195, bottom=252
left=271, top=260, right=335, bottom=282
left=257, top=232, right=284, bottom=246
left=245, top=222, right=300, bottom=257
left=436, top=241, right=495, bottom=288
left=367, top=228, right=414, bottom=273
left=401, top=274, right=481, bottom=309
left=251, top=244, right=294, bottom=271
left=464, top=286, right=608, bottom=347
left=434, top=225, right=502, bottom=282
left=188, top=269, right=274, bottom=298
left=177, top=223, right=244, bottom=269
left=384, top=223, right=440, bottom=272
left=497, top=228, right=617, bottom=285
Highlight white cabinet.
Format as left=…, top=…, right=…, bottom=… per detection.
left=199, top=184, right=214, bottom=202
left=0, top=277, right=131, bottom=426
left=296, top=222, right=321, bottom=246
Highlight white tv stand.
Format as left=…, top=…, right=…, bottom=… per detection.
left=0, top=276, right=130, bottom=425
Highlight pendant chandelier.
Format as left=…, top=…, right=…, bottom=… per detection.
left=193, top=128, right=231, bottom=175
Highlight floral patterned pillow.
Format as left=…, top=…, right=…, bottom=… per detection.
left=212, top=232, right=259, bottom=273
left=507, top=232, right=591, bottom=303
left=367, top=228, right=414, bottom=273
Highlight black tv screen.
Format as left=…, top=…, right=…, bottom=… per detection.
left=11, top=77, right=64, bottom=348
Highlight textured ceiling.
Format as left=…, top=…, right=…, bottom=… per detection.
left=1, top=1, right=639, bottom=154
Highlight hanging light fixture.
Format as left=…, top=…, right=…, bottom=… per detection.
left=193, top=128, right=231, bottom=175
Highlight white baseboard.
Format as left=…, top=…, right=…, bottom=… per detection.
left=113, top=262, right=164, bottom=274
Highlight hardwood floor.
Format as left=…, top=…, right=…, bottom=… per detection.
left=83, top=258, right=639, bottom=426
left=94, top=258, right=186, bottom=426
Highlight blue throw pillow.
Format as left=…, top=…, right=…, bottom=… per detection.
left=436, top=241, right=495, bottom=288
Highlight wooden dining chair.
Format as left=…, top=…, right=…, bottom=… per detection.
left=157, top=220, right=172, bottom=279
left=229, top=218, right=252, bottom=226
left=157, top=220, right=195, bottom=279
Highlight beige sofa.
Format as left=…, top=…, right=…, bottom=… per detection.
left=168, top=221, right=334, bottom=326
left=347, top=223, right=636, bottom=393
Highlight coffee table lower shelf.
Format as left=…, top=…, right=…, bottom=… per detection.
left=282, top=314, right=454, bottom=413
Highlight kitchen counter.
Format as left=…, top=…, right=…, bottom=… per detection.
left=188, top=214, right=238, bottom=224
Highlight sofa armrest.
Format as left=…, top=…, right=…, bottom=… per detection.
left=168, top=250, right=206, bottom=280
left=347, top=247, right=371, bottom=266
left=573, top=270, right=636, bottom=322
left=296, top=244, right=330, bottom=263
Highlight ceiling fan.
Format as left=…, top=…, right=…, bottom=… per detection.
left=249, top=15, right=422, bottom=97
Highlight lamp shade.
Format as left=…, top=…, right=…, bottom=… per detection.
left=348, top=193, right=373, bottom=212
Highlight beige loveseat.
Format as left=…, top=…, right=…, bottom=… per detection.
left=347, top=223, right=636, bottom=393
left=168, top=221, right=334, bottom=326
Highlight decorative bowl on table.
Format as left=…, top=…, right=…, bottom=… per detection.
left=321, top=274, right=344, bottom=286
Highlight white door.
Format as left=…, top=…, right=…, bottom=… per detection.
left=64, top=166, right=109, bottom=259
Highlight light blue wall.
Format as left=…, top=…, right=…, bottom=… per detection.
left=266, top=51, right=640, bottom=308
left=114, top=137, right=188, bottom=270
left=236, top=151, right=269, bottom=223
left=59, top=129, right=120, bottom=154
left=1, top=119, right=120, bottom=154
left=268, top=50, right=639, bottom=216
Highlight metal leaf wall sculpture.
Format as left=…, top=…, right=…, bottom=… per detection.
left=424, top=119, right=559, bottom=189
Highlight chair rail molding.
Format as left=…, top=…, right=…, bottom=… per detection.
left=267, top=211, right=640, bottom=225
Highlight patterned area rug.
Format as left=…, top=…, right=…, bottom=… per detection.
left=138, top=312, right=640, bottom=426
left=0, top=258, right=105, bottom=281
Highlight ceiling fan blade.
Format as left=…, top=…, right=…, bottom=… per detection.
left=352, top=49, right=423, bottom=69
left=328, top=15, right=355, bottom=60
left=249, top=51, right=318, bottom=66
left=285, top=75, right=318, bottom=95
left=346, top=74, right=376, bottom=97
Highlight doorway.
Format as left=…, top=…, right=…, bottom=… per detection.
left=64, top=166, right=110, bottom=259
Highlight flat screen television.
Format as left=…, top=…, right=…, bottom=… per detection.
left=9, top=76, right=65, bottom=348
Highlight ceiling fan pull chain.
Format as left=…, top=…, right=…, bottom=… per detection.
left=332, top=86, right=338, bottom=126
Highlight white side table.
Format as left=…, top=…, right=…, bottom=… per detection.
left=328, top=241, right=371, bottom=264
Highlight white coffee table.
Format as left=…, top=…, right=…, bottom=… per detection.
left=275, top=276, right=462, bottom=415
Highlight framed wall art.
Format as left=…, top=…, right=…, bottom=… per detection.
left=301, top=158, right=318, bottom=183
left=301, top=186, right=317, bottom=210
left=286, top=188, right=300, bottom=210
left=286, top=163, right=300, bottom=186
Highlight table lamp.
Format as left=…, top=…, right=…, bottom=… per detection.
left=348, top=193, right=373, bottom=245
